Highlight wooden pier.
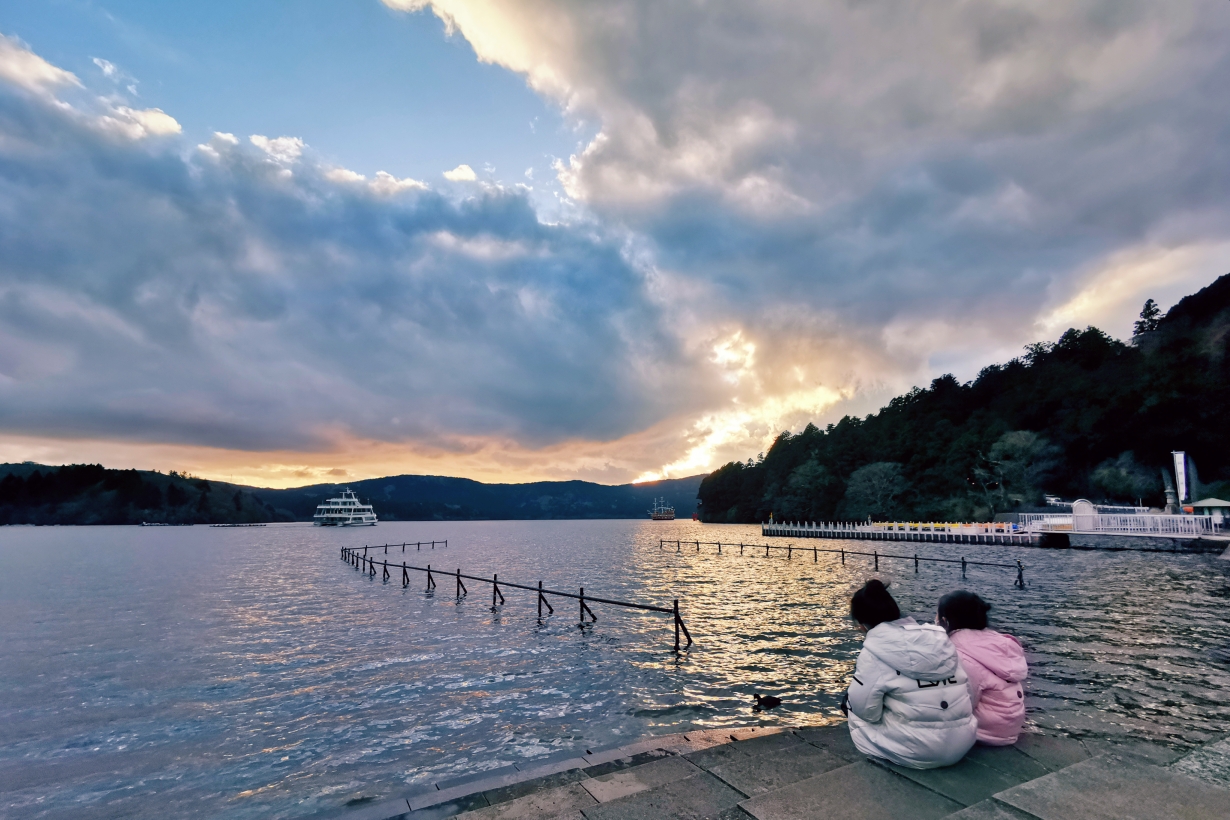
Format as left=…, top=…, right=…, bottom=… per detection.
left=763, top=521, right=1042, bottom=546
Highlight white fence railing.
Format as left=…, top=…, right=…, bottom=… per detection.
left=1020, top=513, right=1215, bottom=536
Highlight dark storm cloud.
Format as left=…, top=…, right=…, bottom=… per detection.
left=0, top=74, right=697, bottom=453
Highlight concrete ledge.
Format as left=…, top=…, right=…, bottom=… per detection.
left=994, top=751, right=1230, bottom=820
left=335, top=726, right=1230, bottom=820
left=739, top=760, right=964, bottom=820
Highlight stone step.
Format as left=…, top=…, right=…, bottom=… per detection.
left=740, top=760, right=965, bottom=820
left=337, top=727, right=792, bottom=820
left=990, top=749, right=1230, bottom=820
left=338, top=725, right=1217, bottom=820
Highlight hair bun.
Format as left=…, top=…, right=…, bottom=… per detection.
left=851, top=578, right=901, bottom=627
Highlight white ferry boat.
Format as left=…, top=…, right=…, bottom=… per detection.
left=648, top=497, right=675, bottom=521
left=313, top=489, right=378, bottom=526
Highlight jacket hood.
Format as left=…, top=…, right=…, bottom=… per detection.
left=949, top=629, right=1028, bottom=683
left=863, top=617, right=960, bottom=681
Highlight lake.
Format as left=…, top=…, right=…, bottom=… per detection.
left=1, top=520, right=1228, bottom=819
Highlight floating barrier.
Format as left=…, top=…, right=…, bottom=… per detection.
left=340, top=545, right=693, bottom=651
left=659, top=539, right=1025, bottom=589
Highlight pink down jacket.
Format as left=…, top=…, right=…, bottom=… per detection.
left=948, top=628, right=1028, bottom=745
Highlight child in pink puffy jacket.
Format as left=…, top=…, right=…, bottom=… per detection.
left=937, top=591, right=1028, bottom=746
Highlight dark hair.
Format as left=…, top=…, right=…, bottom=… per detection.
left=850, top=579, right=901, bottom=628
left=937, top=590, right=991, bottom=631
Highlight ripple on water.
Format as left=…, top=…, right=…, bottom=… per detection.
left=1, top=521, right=1228, bottom=819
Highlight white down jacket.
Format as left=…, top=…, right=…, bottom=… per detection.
left=846, top=617, right=977, bottom=769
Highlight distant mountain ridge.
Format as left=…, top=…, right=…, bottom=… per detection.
left=0, top=464, right=704, bottom=525
left=260, top=473, right=704, bottom=522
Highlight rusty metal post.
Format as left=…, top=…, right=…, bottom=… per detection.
left=841, top=548, right=845, bottom=565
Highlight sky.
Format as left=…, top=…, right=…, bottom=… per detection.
left=1, top=1, right=1228, bottom=488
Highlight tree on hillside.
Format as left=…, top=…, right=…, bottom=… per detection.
left=1091, top=452, right=1162, bottom=504
left=840, top=462, right=906, bottom=521
left=973, top=431, right=1060, bottom=515
left=773, top=458, right=838, bottom=522
left=1133, top=299, right=1162, bottom=336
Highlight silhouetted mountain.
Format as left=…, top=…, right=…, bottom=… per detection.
left=252, top=474, right=703, bottom=522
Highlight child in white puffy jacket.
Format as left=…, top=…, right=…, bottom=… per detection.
left=844, top=580, right=977, bottom=769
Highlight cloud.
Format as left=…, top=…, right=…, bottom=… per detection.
left=443, top=163, right=477, bottom=181
left=385, top=0, right=1230, bottom=473
left=5, top=11, right=1230, bottom=483
left=326, top=167, right=429, bottom=195
left=0, top=40, right=702, bottom=476
left=0, top=33, right=81, bottom=94
left=92, top=57, right=118, bottom=79
left=250, top=134, right=305, bottom=163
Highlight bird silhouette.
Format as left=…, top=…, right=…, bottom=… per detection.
left=753, top=693, right=782, bottom=710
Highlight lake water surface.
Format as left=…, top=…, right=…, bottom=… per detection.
left=2, top=520, right=1228, bottom=819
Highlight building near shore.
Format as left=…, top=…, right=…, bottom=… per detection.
left=1187, top=498, right=1229, bottom=530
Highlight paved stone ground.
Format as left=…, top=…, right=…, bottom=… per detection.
left=330, top=725, right=1230, bottom=820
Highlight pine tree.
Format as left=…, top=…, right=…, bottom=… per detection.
left=1133, top=298, right=1161, bottom=335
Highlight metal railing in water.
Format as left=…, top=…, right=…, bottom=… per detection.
left=358, top=541, right=448, bottom=552
left=659, top=539, right=1025, bottom=589
left=341, top=545, right=693, bottom=651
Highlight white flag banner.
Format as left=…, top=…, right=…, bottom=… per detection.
left=1173, top=451, right=1188, bottom=503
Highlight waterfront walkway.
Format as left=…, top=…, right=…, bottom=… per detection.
left=337, top=724, right=1229, bottom=820
left=762, top=521, right=1041, bottom=545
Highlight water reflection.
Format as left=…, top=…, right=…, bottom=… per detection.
left=0, top=520, right=1227, bottom=819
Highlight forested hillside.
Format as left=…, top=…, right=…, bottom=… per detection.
left=0, top=464, right=703, bottom=525
left=698, top=274, right=1230, bottom=524
left=0, top=465, right=276, bottom=525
